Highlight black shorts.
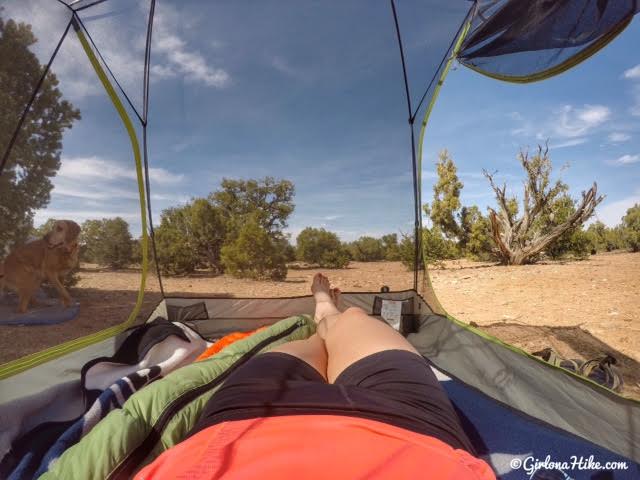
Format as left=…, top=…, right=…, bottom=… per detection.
left=190, top=349, right=474, bottom=453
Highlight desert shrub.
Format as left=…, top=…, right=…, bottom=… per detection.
left=422, top=226, right=455, bottom=266
left=221, top=217, right=287, bottom=280
left=542, top=195, right=592, bottom=260
left=348, top=236, right=385, bottom=262
left=274, top=236, right=296, bottom=262
left=296, top=227, right=349, bottom=268
left=154, top=207, right=199, bottom=275
left=381, top=233, right=401, bottom=261
left=400, top=228, right=459, bottom=271
left=399, top=233, right=422, bottom=271
left=81, top=217, right=133, bottom=269
left=547, top=228, right=592, bottom=260
left=154, top=200, right=227, bottom=275
left=585, top=221, right=627, bottom=253
left=605, top=226, right=627, bottom=251
left=130, top=237, right=144, bottom=266
left=585, top=221, right=609, bottom=252
left=459, top=206, right=494, bottom=260
left=621, top=204, right=640, bottom=252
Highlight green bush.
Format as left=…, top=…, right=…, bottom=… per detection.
left=154, top=207, right=200, bottom=275
left=348, top=236, right=385, bottom=262
left=459, top=206, right=494, bottom=260
left=422, top=226, right=456, bottom=266
left=296, top=227, right=349, bottom=268
left=399, top=233, right=422, bottom=271
left=81, top=217, right=133, bottom=269
left=585, top=221, right=627, bottom=253
left=381, top=233, right=401, bottom=261
left=154, top=200, right=227, bottom=275
left=221, top=218, right=287, bottom=280
left=130, top=237, right=144, bottom=266
left=622, top=204, right=640, bottom=252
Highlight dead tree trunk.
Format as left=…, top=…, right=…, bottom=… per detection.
left=484, top=145, right=604, bottom=265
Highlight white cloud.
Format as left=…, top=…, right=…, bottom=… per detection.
left=613, top=154, right=640, bottom=165
left=270, top=56, right=310, bottom=82
left=608, top=132, right=631, bottom=143
left=622, top=66, right=640, bottom=116
left=594, top=193, right=640, bottom=227
left=151, top=3, right=230, bottom=88
left=623, top=64, right=640, bottom=80
left=630, top=84, right=640, bottom=117
left=58, top=156, right=183, bottom=185
left=510, top=105, right=611, bottom=145
left=550, top=137, right=588, bottom=149
left=53, top=184, right=138, bottom=201
left=148, top=168, right=185, bottom=185
left=554, top=104, right=611, bottom=138
left=7, top=0, right=229, bottom=103
left=34, top=209, right=140, bottom=225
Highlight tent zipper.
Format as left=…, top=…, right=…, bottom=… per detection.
left=107, top=320, right=305, bottom=480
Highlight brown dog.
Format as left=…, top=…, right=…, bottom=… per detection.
left=0, top=220, right=81, bottom=313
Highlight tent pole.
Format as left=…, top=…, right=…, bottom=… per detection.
left=389, top=0, right=420, bottom=291
left=142, top=0, right=165, bottom=297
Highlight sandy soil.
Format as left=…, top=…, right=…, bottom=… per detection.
left=1, top=252, right=638, bottom=398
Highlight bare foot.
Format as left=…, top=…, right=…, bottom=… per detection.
left=330, top=287, right=341, bottom=310
left=312, top=273, right=340, bottom=323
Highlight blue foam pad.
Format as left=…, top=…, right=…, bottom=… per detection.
left=0, top=291, right=79, bottom=326
left=439, top=371, right=639, bottom=479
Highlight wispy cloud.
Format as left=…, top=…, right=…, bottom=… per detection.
left=630, top=85, right=640, bottom=117
left=611, top=154, right=640, bottom=165
left=53, top=184, right=138, bottom=201
left=608, top=132, right=631, bottom=143
left=151, top=3, right=230, bottom=88
left=622, top=65, right=640, bottom=116
left=58, top=157, right=184, bottom=185
left=34, top=209, right=140, bottom=225
left=509, top=104, right=610, bottom=146
left=623, top=64, right=640, bottom=80
left=270, top=56, right=307, bottom=81
left=8, top=1, right=230, bottom=102
left=554, top=104, right=611, bottom=138
left=550, top=137, right=588, bottom=149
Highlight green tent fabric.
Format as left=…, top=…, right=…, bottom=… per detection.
left=38, top=315, right=315, bottom=480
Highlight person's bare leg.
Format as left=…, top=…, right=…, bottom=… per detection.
left=312, top=273, right=420, bottom=383
left=267, top=333, right=328, bottom=380
left=267, top=277, right=342, bottom=381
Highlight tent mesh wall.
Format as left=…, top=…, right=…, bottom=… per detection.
left=0, top=0, right=156, bottom=368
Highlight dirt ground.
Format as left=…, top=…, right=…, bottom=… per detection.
left=1, top=252, right=638, bottom=398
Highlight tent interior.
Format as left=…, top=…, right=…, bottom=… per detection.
left=1, top=1, right=639, bottom=479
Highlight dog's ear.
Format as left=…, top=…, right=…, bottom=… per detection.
left=65, top=220, right=81, bottom=242
left=43, top=231, right=53, bottom=244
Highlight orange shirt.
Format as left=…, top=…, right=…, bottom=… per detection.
left=136, top=415, right=495, bottom=480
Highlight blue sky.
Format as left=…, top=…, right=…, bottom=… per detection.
left=8, top=1, right=639, bottom=241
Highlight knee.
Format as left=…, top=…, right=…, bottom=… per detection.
left=343, top=306, right=368, bottom=318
